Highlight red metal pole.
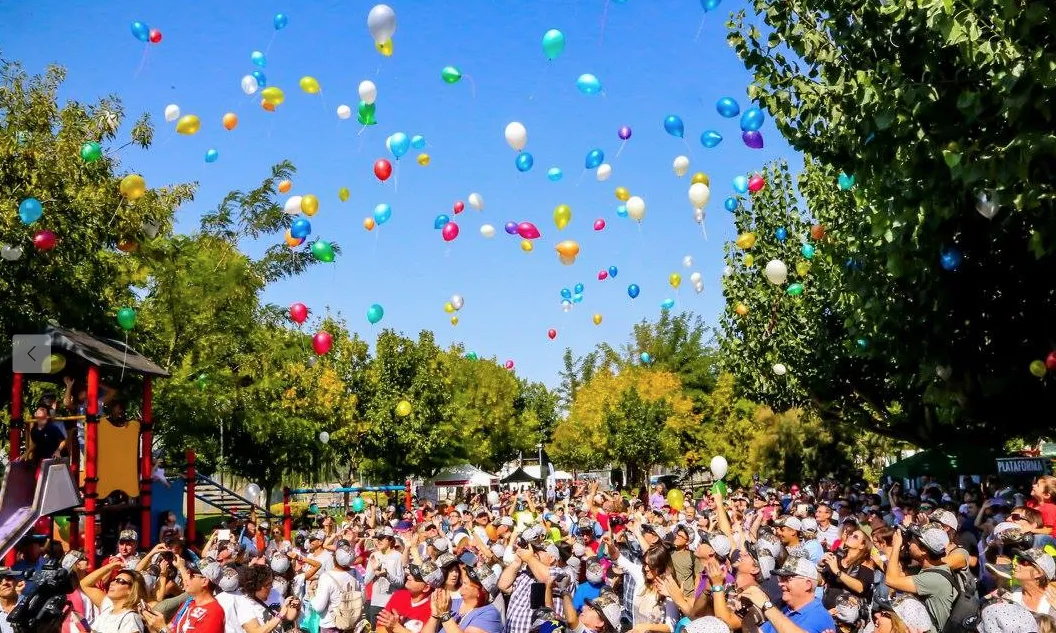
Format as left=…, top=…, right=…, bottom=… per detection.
left=185, top=450, right=196, bottom=546
left=283, top=487, right=292, bottom=541
left=139, top=378, right=153, bottom=551
left=84, top=365, right=99, bottom=569
left=405, top=480, right=412, bottom=512
left=5, top=374, right=23, bottom=566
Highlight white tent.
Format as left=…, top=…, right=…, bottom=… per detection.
left=426, top=465, right=497, bottom=487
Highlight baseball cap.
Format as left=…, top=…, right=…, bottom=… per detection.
left=434, top=552, right=458, bottom=569
left=683, top=616, right=731, bottom=633
left=641, top=524, right=668, bottom=539
left=1017, top=548, right=1056, bottom=581
left=408, top=560, right=445, bottom=588
left=800, top=518, right=818, bottom=534
left=908, top=522, right=949, bottom=555
left=584, top=590, right=623, bottom=632
left=376, top=527, right=396, bottom=540
left=773, top=556, right=819, bottom=581
left=118, top=529, right=139, bottom=543
left=0, top=567, right=23, bottom=580
left=427, top=536, right=451, bottom=553
left=187, top=560, right=224, bottom=585
left=465, top=561, right=499, bottom=594
left=309, top=529, right=326, bottom=542
left=498, top=517, right=515, bottom=528
left=929, top=509, right=958, bottom=531
left=702, top=533, right=732, bottom=560
left=978, top=602, right=1039, bottom=633
left=773, top=516, right=803, bottom=532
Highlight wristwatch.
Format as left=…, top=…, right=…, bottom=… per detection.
left=711, top=584, right=725, bottom=594
left=434, top=613, right=454, bottom=623
left=760, top=601, right=775, bottom=614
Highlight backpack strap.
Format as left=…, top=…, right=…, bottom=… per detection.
left=918, top=567, right=958, bottom=631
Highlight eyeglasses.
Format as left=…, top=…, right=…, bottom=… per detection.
left=112, top=578, right=134, bottom=587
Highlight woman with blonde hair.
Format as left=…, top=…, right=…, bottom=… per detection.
left=80, top=560, right=150, bottom=632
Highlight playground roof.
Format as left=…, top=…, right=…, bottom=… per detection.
left=5, top=324, right=169, bottom=380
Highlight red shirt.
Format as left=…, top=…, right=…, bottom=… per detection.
left=1028, top=500, right=1056, bottom=536
left=172, top=598, right=225, bottom=633
left=384, top=589, right=433, bottom=633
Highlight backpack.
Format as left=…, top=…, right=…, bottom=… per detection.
left=330, top=571, right=365, bottom=631
left=919, top=567, right=980, bottom=633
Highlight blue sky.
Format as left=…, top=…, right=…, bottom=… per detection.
left=2, top=0, right=795, bottom=387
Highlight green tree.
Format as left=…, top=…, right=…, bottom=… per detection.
left=603, top=387, right=680, bottom=492
left=626, top=312, right=718, bottom=409
left=727, top=2, right=1056, bottom=443
left=667, top=373, right=761, bottom=482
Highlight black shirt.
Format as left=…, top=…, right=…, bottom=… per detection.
left=822, top=561, right=875, bottom=608
left=30, top=422, right=66, bottom=460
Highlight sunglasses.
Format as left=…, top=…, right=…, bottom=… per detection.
left=112, top=577, right=134, bottom=587
left=1009, top=513, right=1024, bottom=521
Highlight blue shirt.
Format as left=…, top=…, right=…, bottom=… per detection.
left=572, top=581, right=604, bottom=611
left=458, top=604, right=503, bottom=633
left=802, top=540, right=824, bottom=565
left=762, top=598, right=835, bottom=633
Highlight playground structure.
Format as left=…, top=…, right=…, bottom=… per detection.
left=282, top=484, right=411, bottom=539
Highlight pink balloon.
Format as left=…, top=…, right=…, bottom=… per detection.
left=290, top=302, right=309, bottom=324
left=516, top=222, right=540, bottom=240
left=504, top=360, right=514, bottom=370
left=593, top=218, right=606, bottom=231
left=312, top=331, right=333, bottom=355
left=618, top=126, right=632, bottom=140
left=442, top=221, right=460, bottom=242
left=598, top=270, right=608, bottom=280
left=748, top=174, right=766, bottom=193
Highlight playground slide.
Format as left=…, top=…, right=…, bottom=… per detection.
left=0, top=458, right=81, bottom=561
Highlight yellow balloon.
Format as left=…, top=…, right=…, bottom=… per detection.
left=261, top=87, right=285, bottom=106
left=417, top=153, right=431, bottom=167
left=666, top=489, right=685, bottom=511
left=744, top=254, right=755, bottom=267
left=553, top=204, right=572, bottom=230
left=555, top=240, right=580, bottom=258
left=396, top=400, right=412, bottom=417
left=444, top=302, right=455, bottom=314
left=376, top=39, right=394, bottom=57
left=558, top=254, right=576, bottom=266
left=735, top=232, right=757, bottom=249
left=175, top=114, right=201, bottom=135
left=119, top=174, right=147, bottom=200
left=521, top=239, right=533, bottom=252
left=592, top=313, right=603, bottom=326
left=299, top=76, right=321, bottom=94
left=669, top=273, right=682, bottom=289
left=690, top=172, right=710, bottom=186
left=450, top=316, right=459, bottom=326
left=300, top=194, right=319, bottom=216
left=615, top=187, right=630, bottom=202
left=735, top=303, right=749, bottom=316
left=796, top=261, right=811, bottom=277
left=338, top=187, right=350, bottom=202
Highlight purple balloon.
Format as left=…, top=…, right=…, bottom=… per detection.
left=742, top=130, right=764, bottom=149
left=617, top=125, right=632, bottom=140
left=504, top=221, right=519, bottom=235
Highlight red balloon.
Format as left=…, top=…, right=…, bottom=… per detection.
left=33, top=516, right=51, bottom=535
left=504, top=360, right=514, bottom=370
left=1046, top=351, right=1056, bottom=372
left=290, top=302, right=309, bottom=324
left=148, top=28, right=163, bottom=44
left=312, top=331, right=333, bottom=355
left=598, top=270, right=608, bottom=280
left=516, top=222, right=540, bottom=240
left=748, top=174, right=766, bottom=193
left=441, top=222, right=460, bottom=242
left=33, top=230, right=57, bottom=251
left=547, top=329, right=557, bottom=340
left=374, top=159, right=393, bottom=181
left=453, top=201, right=465, bottom=214
left=593, top=219, right=606, bottom=231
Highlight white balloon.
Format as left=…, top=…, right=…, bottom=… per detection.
left=367, top=4, right=397, bottom=43
left=626, top=196, right=646, bottom=221
left=710, top=455, right=728, bottom=480
left=283, top=196, right=303, bottom=215
left=936, top=365, right=953, bottom=380
left=689, top=182, right=711, bottom=208
left=693, top=208, right=705, bottom=224
left=336, top=105, right=352, bottom=120
left=318, top=431, right=330, bottom=444
left=358, top=80, right=378, bottom=105
left=480, top=224, right=496, bottom=238
left=468, top=192, right=484, bottom=211
left=764, top=259, right=788, bottom=285
left=595, top=163, right=612, bottom=181
left=561, top=300, right=573, bottom=312
left=241, top=75, right=259, bottom=95
left=682, top=256, right=693, bottom=268
left=773, top=363, right=788, bottom=376
left=673, top=156, right=690, bottom=177
left=487, top=491, right=500, bottom=506
left=504, top=122, right=527, bottom=151
left=694, top=281, right=704, bottom=294
left=164, top=104, right=180, bottom=123
left=450, top=294, right=465, bottom=311
left=245, top=483, right=262, bottom=499
left=690, top=272, right=702, bottom=284
left=0, top=244, right=23, bottom=261
left=976, top=190, right=998, bottom=220
left=722, top=265, right=734, bottom=276
left=141, top=220, right=160, bottom=239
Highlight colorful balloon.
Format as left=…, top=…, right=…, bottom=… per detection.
left=411, top=135, right=427, bottom=149
left=164, top=104, right=180, bottom=122
left=358, top=101, right=377, bottom=126
left=740, top=107, right=765, bottom=132
left=441, top=66, right=462, bottom=84
left=311, top=240, right=335, bottom=262
left=290, top=218, right=311, bottom=239
left=312, top=331, right=333, bottom=355
left=541, top=29, right=566, bottom=60
left=618, top=126, right=632, bottom=140
left=251, top=70, right=267, bottom=88
left=555, top=240, right=580, bottom=258
left=700, top=131, right=723, bottom=148
left=742, top=130, right=764, bottom=149
left=592, top=313, right=603, bottom=325
left=553, top=204, right=572, bottom=230
left=338, top=187, right=350, bottom=202
left=251, top=50, right=267, bottom=67
left=940, top=247, right=963, bottom=271
left=661, top=298, right=675, bottom=310
left=576, top=73, right=602, bottom=95
left=32, top=230, right=57, bottom=251
left=367, top=303, right=385, bottom=325
left=453, top=201, right=465, bottom=214
left=116, top=307, right=137, bottom=331
left=547, top=167, right=563, bottom=182
left=373, top=203, right=392, bottom=225
left=517, top=222, right=541, bottom=240
left=627, top=284, right=640, bottom=299
left=585, top=149, right=605, bottom=169
left=363, top=217, right=375, bottom=231
left=505, top=122, right=527, bottom=151
left=204, top=149, right=219, bottom=163
left=669, top=273, right=682, bottom=289
left=388, top=132, right=410, bottom=159
left=148, top=28, right=162, bottom=44
left=801, top=244, right=816, bottom=260
left=441, top=222, right=460, bottom=241
left=626, top=196, right=646, bottom=221
left=130, top=21, right=150, bottom=43
left=367, top=4, right=398, bottom=43
left=701, top=0, right=722, bottom=10
left=261, top=87, right=284, bottom=106
left=274, top=13, right=289, bottom=29
left=593, top=219, right=606, bottom=231
left=290, top=302, right=309, bottom=324
left=515, top=152, right=534, bottom=172
left=504, top=222, right=519, bottom=235
left=598, top=270, right=608, bottom=280
left=748, top=174, right=766, bottom=193
left=608, top=265, right=618, bottom=278
left=175, top=114, right=201, bottom=135
left=548, top=329, right=557, bottom=340
left=838, top=172, right=856, bottom=191
left=80, top=141, right=102, bottom=162
left=396, top=400, right=412, bottom=417
left=775, top=227, right=788, bottom=242
left=120, top=174, right=147, bottom=200
left=222, top=112, right=238, bottom=130
left=596, top=164, right=612, bottom=181
left=521, top=239, right=534, bottom=252
left=673, top=156, right=690, bottom=177
left=299, top=76, right=321, bottom=94
left=716, top=97, right=740, bottom=118
left=359, top=81, right=378, bottom=104
left=434, top=214, right=450, bottom=229
left=724, top=197, right=739, bottom=212
left=480, top=224, right=496, bottom=238
left=732, top=175, right=749, bottom=194
left=663, top=115, right=685, bottom=138
left=616, top=204, right=628, bottom=218
left=374, top=159, right=393, bottom=181
left=18, top=198, right=43, bottom=225
left=301, top=194, right=319, bottom=216
left=468, top=193, right=484, bottom=210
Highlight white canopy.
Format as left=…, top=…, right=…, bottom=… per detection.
left=426, top=465, right=497, bottom=487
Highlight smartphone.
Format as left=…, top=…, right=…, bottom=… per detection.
left=217, top=529, right=232, bottom=542
left=458, top=551, right=478, bottom=568
left=529, top=582, right=547, bottom=610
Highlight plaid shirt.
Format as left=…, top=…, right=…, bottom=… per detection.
left=505, top=566, right=564, bottom=633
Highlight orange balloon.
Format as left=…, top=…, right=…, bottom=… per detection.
left=261, top=100, right=275, bottom=112
left=278, top=180, right=292, bottom=193
left=117, top=239, right=138, bottom=253
left=363, top=217, right=376, bottom=231
left=222, top=112, right=238, bottom=130
left=555, top=240, right=581, bottom=258
left=283, top=229, right=303, bottom=248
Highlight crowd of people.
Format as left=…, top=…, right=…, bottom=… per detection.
left=3, top=473, right=1056, bottom=633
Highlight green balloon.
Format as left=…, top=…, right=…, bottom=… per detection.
left=357, top=101, right=377, bottom=126
left=367, top=303, right=385, bottom=325
left=786, top=283, right=805, bottom=296
left=80, top=141, right=102, bottom=162
left=441, top=66, right=462, bottom=84
left=311, top=240, right=335, bottom=262
left=116, top=307, right=137, bottom=331
left=351, top=497, right=364, bottom=512
left=541, top=29, right=566, bottom=61
left=837, top=172, right=856, bottom=190
left=465, top=351, right=478, bottom=361
left=801, top=244, right=816, bottom=260
left=196, top=374, right=208, bottom=390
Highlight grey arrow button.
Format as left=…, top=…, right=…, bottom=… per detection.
left=12, top=334, right=52, bottom=374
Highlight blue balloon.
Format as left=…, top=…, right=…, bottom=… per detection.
left=627, top=284, right=640, bottom=299
left=410, top=134, right=427, bottom=149
left=940, top=247, right=962, bottom=271
left=18, top=198, right=42, bottom=225
left=740, top=107, right=765, bottom=132
left=574, top=283, right=585, bottom=294
left=701, top=0, right=722, bottom=11
left=434, top=214, right=450, bottom=229
left=723, top=197, right=739, bottom=212
left=573, top=293, right=584, bottom=304
left=661, top=298, right=676, bottom=310
left=732, top=175, right=749, bottom=194
left=273, top=13, right=289, bottom=30
left=130, top=21, right=150, bottom=43
left=560, top=288, right=572, bottom=300
left=251, top=70, right=267, bottom=88
left=640, top=352, right=652, bottom=364
left=388, top=132, right=410, bottom=159
left=576, top=73, right=602, bottom=95
left=204, top=149, right=219, bottom=163
left=616, top=205, right=628, bottom=218
left=585, top=149, right=605, bottom=170
left=663, top=115, right=685, bottom=138
left=700, top=131, right=723, bottom=148
left=716, top=97, right=740, bottom=118
left=516, top=152, right=534, bottom=173
left=608, top=265, right=618, bottom=278
left=504, top=222, right=519, bottom=235
left=373, top=203, right=392, bottom=225
left=290, top=218, right=311, bottom=239
left=775, top=227, right=788, bottom=242
left=547, top=167, right=563, bottom=182
left=251, top=51, right=267, bottom=68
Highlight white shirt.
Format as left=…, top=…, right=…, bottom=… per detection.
left=215, top=591, right=257, bottom=633
left=92, top=597, right=145, bottom=633
left=0, top=606, right=13, bottom=633
left=310, top=569, right=357, bottom=629
left=310, top=549, right=335, bottom=572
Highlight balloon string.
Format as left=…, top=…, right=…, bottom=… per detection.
left=132, top=46, right=150, bottom=80
left=701, top=221, right=708, bottom=241
left=599, top=0, right=611, bottom=47
left=528, top=63, right=550, bottom=102
left=682, top=137, right=695, bottom=159
left=394, top=161, right=400, bottom=194
left=120, top=332, right=129, bottom=382
left=615, top=140, right=627, bottom=159
left=465, top=74, right=478, bottom=99
left=694, top=16, right=706, bottom=41
left=264, top=32, right=278, bottom=55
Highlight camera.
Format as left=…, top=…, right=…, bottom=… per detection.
left=7, top=552, right=81, bottom=633
left=730, top=594, right=765, bottom=626
left=609, top=515, right=628, bottom=527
